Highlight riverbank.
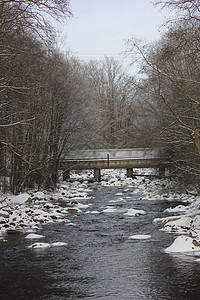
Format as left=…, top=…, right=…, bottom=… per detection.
left=1, top=169, right=200, bottom=256
left=0, top=178, right=93, bottom=239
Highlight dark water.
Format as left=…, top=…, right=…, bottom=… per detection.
left=1, top=182, right=200, bottom=300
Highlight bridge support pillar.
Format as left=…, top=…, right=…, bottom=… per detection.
left=94, top=168, right=101, bottom=181
left=159, top=166, right=165, bottom=177
left=126, top=168, right=133, bottom=178
left=63, top=169, right=70, bottom=181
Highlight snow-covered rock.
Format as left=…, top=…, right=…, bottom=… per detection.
left=103, top=207, right=117, bottom=213
left=124, top=208, right=146, bottom=217
left=76, top=203, right=92, bottom=209
left=129, top=234, right=151, bottom=240
left=51, top=242, right=67, bottom=247
left=28, top=243, right=50, bottom=249
left=8, top=193, right=30, bottom=204
left=165, top=205, right=189, bottom=214
left=2, top=168, right=200, bottom=256
left=165, top=235, right=200, bottom=253
left=0, top=179, right=92, bottom=235
left=25, top=233, right=44, bottom=239
left=162, top=216, right=192, bottom=234
left=192, top=215, right=200, bottom=229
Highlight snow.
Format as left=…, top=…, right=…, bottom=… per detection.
left=25, top=234, right=44, bottom=239
left=124, top=208, right=146, bottom=217
left=99, top=169, right=200, bottom=255
left=103, top=207, right=117, bottom=213
left=2, top=169, right=200, bottom=258
left=8, top=193, right=30, bottom=204
left=0, top=178, right=93, bottom=238
left=164, top=235, right=200, bottom=253
left=28, top=241, right=68, bottom=250
left=165, top=205, right=189, bottom=214
left=66, top=222, right=76, bottom=226
left=76, top=203, right=92, bottom=209
left=51, top=242, right=68, bottom=247
left=192, top=215, right=200, bottom=229
left=161, top=216, right=192, bottom=234
left=28, top=243, right=51, bottom=249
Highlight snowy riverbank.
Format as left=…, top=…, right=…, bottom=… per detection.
left=0, top=179, right=93, bottom=239
left=1, top=169, right=200, bottom=256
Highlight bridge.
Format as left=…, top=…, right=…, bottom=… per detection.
left=60, top=148, right=169, bottom=180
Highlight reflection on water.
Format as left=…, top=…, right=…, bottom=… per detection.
left=0, top=183, right=200, bottom=299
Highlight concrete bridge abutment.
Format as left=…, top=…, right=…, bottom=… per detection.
left=158, top=166, right=166, bottom=177
left=63, top=169, right=70, bottom=181
left=126, top=168, right=133, bottom=178
left=94, top=168, right=101, bottom=181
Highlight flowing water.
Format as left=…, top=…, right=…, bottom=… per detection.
left=1, top=181, right=200, bottom=299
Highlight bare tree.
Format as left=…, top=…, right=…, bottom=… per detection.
left=0, top=0, right=72, bottom=193
left=84, top=57, right=136, bottom=148
left=127, top=4, right=200, bottom=185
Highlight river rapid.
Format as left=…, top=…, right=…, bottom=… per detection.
left=1, top=174, right=200, bottom=300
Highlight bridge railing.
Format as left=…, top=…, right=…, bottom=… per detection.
left=62, top=148, right=161, bottom=160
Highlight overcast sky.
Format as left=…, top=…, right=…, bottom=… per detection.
left=58, top=0, right=169, bottom=61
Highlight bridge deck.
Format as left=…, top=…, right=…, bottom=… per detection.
left=60, top=148, right=166, bottom=170
left=63, top=148, right=160, bottom=160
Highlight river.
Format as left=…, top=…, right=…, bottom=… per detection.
left=1, top=179, right=200, bottom=299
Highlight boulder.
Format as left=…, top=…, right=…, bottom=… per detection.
left=66, top=208, right=79, bottom=213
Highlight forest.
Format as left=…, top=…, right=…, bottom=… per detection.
left=1, top=0, right=200, bottom=194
